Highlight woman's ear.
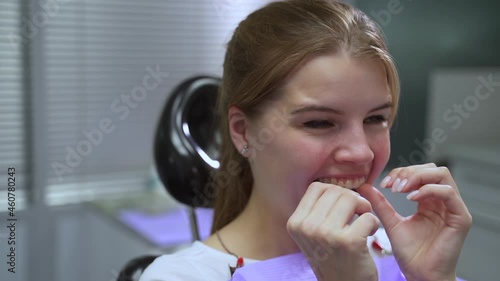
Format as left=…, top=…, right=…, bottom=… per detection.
left=228, top=106, right=250, bottom=153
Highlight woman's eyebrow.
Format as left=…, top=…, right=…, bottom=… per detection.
left=369, top=102, right=393, bottom=113
left=290, top=105, right=343, bottom=115
left=290, top=101, right=393, bottom=115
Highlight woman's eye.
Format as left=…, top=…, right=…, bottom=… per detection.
left=303, top=120, right=333, bottom=129
left=365, top=115, right=388, bottom=124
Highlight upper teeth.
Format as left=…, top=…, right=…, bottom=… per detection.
left=317, top=177, right=366, bottom=189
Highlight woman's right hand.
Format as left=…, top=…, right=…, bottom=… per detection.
left=287, top=182, right=380, bottom=281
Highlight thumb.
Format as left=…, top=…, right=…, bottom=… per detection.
left=357, top=183, right=401, bottom=231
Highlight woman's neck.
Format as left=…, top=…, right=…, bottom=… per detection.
left=205, top=190, right=300, bottom=260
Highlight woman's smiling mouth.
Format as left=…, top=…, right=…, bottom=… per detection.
left=315, top=176, right=366, bottom=190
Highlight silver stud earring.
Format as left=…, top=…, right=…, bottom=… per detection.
left=240, top=144, right=249, bottom=156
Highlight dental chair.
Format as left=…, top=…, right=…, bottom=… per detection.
left=116, top=76, right=221, bottom=281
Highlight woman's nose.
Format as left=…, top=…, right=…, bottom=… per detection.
left=332, top=128, right=374, bottom=165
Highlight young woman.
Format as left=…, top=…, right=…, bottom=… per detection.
left=140, top=1, right=472, bottom=280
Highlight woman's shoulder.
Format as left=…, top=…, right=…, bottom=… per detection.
left=139, top=241, right=237, bottom=281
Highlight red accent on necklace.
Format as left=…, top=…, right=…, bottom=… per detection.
left=216, top=231, right=245, bottom=276
left=371, top=238, right=392, bottom=255
left=236, top=257, right=244, bottom=267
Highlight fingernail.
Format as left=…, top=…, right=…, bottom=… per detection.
left=392, top=178, right=401, bottom=192
left=406, top=190, right=419, bottom=200
left=380, top=176, right=391, bottom=188
left=396, top=179, right=408, bottom=192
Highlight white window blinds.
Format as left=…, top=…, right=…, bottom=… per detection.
left=0, top=1, right=27, bottom=194
left=41, top=0, right=271, bottom=204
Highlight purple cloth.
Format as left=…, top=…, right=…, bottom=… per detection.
left=232, top=253, right=465, bottom=281
left=118, top=207, right=213, bottom=247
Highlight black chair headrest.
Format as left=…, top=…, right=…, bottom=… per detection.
left=154, top=76, right=221, bottom=207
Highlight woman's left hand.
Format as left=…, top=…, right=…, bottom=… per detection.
left=357, top=163, right=472, bottom=281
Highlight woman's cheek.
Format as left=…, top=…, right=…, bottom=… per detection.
left=367, top=134, right=390, bottom=185
left=287, top=137, right=321, bottom=162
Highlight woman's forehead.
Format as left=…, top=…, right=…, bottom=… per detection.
left=273, top=55, right=391, bottom=111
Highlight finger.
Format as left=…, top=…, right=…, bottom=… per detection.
left=357, top=183, right=402, bottom=231
left=406, top=184, right=471, bottom=218
left=290, top=182, right=328, bottom=223
left=325, top=192, right=372, bottom=229
left=393, top=166, right=458, bottom=194
left=305, top=187, right=343, bottom=226
left=379, top=168, right=403, bottom=188
left=348, top=212, right=380, bottom=238
left=379, top=163, right=437, bottom=189
left=390, top=163, right=438, bottom=184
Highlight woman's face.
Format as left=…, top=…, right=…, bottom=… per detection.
left=245, top=54, right=393, bottom=217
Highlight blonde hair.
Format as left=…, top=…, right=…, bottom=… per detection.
left=211, top=0, right=400, bottom=233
